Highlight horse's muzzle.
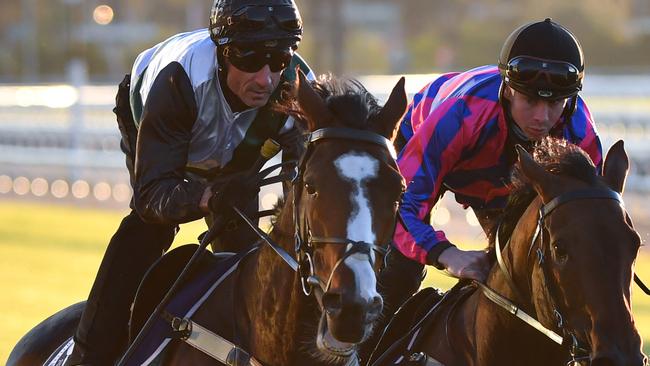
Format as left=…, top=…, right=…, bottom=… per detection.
left=322, top=289, right=383, bottom=343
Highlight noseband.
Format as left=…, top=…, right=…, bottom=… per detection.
left=293, top=127, right=394, bottom=297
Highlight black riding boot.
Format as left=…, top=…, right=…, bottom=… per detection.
left=66, top=211, right=176, bottom=366
left=359, top=246, right=426, bottom=365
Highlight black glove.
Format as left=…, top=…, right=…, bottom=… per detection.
left=276, top=125, right=305, bottom=159
left=208, top=174, right=260, bottom=216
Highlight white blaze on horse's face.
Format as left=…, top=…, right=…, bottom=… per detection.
left=334, top=152, right=379, bottom=300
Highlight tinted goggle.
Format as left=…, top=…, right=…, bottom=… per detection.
left=227, top=5, right=302, bottom=32
left=225, top=46, right=293, bottom=73
left=505, top=56, right=582, bottom=90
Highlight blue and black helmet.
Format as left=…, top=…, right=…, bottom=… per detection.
left=209, top=0, right=303, bottom=49
left=498, top=18, right=584, bottom=101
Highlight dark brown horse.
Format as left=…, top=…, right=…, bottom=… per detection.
left=163, top=74, right=407, bottom=365
left=401, top=138, right=647, bottom=366
left=9, top=73, right=408, bottom=366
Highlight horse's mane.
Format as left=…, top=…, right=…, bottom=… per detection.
left=276, top=74, right=383, bottom=130
left=270, top=75, right=383, bottom=233
left=486, top=137, right=599, bottom=246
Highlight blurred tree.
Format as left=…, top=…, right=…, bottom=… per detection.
left=0, top=0, right=648, bottom=82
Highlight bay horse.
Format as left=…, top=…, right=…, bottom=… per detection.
left=386, top=138, right=647, bottom=366
left=8, top=73, right=408, bottom=366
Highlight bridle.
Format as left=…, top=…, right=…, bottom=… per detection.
left=238, top=127, right=395, bottom=300
left=531, top=189, right=622, bottom=365
left=293, top=127, right=394, bottom=298
left=484, top=187, right=643, bottom=366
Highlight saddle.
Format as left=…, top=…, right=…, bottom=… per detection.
left=120, top=244, right=256, bottom=365
left=129, top=244, right=227, bottom=340
left=368, top=282, right=477, bottom=366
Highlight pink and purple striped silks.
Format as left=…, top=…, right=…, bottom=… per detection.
left=394, top=65, right=602, bottom=264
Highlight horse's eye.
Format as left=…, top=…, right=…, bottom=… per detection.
left=305, top=183, right=317, bottom=195
left=552, top=242, right=568, bottom=263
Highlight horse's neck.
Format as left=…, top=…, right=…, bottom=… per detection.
left=237, top=205, right=312, bottom=365
left=474, top=201, right=565, bottom=365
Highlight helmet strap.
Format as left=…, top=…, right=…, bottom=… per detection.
left=562, top=96, right=578, bottom=119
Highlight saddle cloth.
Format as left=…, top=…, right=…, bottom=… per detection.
left=44, top=246, right=256, bottom=366
left=122, top=246, right=257, bottom=365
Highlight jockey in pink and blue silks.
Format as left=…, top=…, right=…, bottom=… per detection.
left=362, top=19, right=602, bottom=360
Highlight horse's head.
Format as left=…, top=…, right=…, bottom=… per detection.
left=290, top=72, right=406, bottom=359
left=514, top=139, right=647, bottom=366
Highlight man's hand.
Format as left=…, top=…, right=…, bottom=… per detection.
left=205, top=174, right=260, bottom=216
left=437, top=246, right=490, bottom=283
left=276, top=126, right=304, bottom=158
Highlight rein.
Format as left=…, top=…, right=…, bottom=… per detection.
left=483, top=188, right=636, bottom=365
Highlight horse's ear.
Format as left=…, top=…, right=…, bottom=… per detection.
left=372, top=77, right=407, bottom=140
left=516, top=145, right=559, bottom=203
left=602, top=140, right=629, bottom=194
left=296, top=69, right=334, bottom=131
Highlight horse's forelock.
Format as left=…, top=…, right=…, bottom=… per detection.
left=315, top=76, right=382, bottom=129
left=274, top=75, right=382, bottom=130
left=487, top=137, right=599, bottom=245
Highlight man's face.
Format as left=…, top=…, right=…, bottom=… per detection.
left=505, top=86, right=568, bottom=141
left=225, top=61, right=283, bottom=108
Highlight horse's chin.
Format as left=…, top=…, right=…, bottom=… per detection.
left=316, top=314, right=357, bottom=359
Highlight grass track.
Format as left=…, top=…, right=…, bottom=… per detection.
left=0, top=201, right=648, bottom=362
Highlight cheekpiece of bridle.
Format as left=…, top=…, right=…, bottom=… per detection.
left=292, top=127, right=394, bottom=297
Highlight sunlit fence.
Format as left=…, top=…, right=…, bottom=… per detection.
left=0, top=75, right=649, bottom=212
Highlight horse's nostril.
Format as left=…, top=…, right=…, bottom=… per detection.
left=368, top=296, right=383, bottom=317
left=322, top=292, right=343, bottom=315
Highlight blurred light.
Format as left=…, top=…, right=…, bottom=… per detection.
left=13, top=177, right=30, bottom=196
left=112, top=183, right=131, bottom=203
left=261, top=193, right=279, bottom=210
left=466, top=210, right=480, bottom=227
left=15, top=86, right=78, bottom=108
left=0, top=175, right=12, bottom=194
left=93, top=182, right=112, bottom=201
left=71, top=180, right=90, bottom=199
left=93, top=5, right=114, bottom=25
left=51, top=180, right=69, bottom=198
left=30, top=178, right=49, bottom=197
left=431, top=206, right=450, bottom=226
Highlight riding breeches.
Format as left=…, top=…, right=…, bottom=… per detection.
left=67, top=211, right=176, bottom=366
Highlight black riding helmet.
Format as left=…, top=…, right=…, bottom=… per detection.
left=209, top=0, right=303, bottom=49
left=498, top=18, right=584, bottom=102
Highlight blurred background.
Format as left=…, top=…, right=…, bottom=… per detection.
left=1, top=0, right=649, bottom=361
